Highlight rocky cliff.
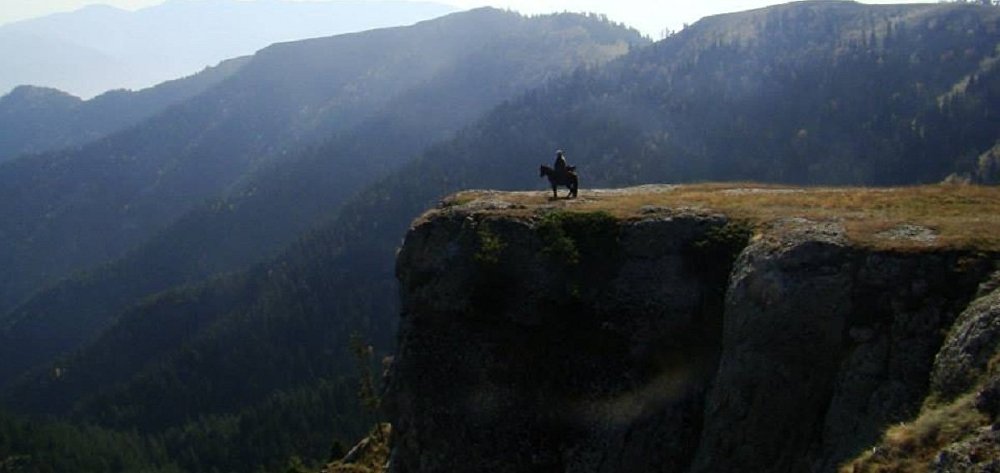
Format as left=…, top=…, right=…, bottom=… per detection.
left=385, top=184, right=1000, bottom=473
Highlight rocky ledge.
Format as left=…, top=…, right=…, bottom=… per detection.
left=385, top=184, right=1000, bottom=473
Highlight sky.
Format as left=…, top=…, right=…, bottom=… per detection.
left=0, top=0, right=936, bottom=38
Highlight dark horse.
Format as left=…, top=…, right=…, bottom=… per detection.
left=540, top=165, right=578, bottom=199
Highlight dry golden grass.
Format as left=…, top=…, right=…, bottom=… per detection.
left=841, top=338, right=1000, bottom=472
left=442, top=183, right=1000, bottom=251
left=841, top=393, right=988, bottom=473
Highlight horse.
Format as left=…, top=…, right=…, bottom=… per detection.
left=540, top=165, right=578, bottom=199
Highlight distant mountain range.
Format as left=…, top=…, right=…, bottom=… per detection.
left=0, top=56, right=249, bottom=162
left=0, top=0, right=457, bottom=98
left=2, top=1, right=1000, bottom=471
left=0, top=9, right=644, bottom=471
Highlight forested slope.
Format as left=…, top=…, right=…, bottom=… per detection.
left=0, top=10, right=645, bottom=472
left=0, top=8, right=644, bottom=388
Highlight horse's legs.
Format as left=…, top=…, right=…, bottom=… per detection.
left=552, top=184, right=558, bottom=199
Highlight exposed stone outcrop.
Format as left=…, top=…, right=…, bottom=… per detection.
left=930, top=425, right=1000, bottom=473
left=388, top=207, right=739, bottom=472
left=931, top=283, right=1000, bottom=402
left=843, top=283, right=1000, bottom=472
left=692, top=218, right=991, bottom=472
left=926, top=284, right=1000, bottom=472
left=386, top=188, right=999, bottom=473
left=691, top=218, right=855, bottom=472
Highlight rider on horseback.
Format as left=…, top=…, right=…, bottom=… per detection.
left=541, top=149, right=578, bottom=198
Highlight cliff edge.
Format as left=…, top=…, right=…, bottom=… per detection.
left=386, top=184, right=1000, bottom=473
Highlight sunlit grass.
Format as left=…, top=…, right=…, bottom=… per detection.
left=440, top=183, right=1000, bottom=251
left=841, top=393, right=988, bottom=473
left=841, top=350, right=1000, bottom=472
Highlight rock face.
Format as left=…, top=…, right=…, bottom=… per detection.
left=926, top=282, right=1000, bottom=473
left=386, top=191, right=998, bottom=473
left=692, top=219, right=991, bottom=472
left=931, top=284, right=1000, bottom=402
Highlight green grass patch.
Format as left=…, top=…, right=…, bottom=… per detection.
left=535, top=211, right=622, bottom=311
left=689, top=220, right=753, bottom=265
left=537, top=210, right=619, bottom=266
left=474, top=223, right=506, bottom=267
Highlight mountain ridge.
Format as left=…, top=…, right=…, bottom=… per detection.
left=0, top=0, right=458, bottom=98
left=0, top=55, right=249, bottom=162
left=0, top=7, right=642, bottom=319
left=0, top=9, right=644, bottom=388
left=0, top=10, right=646, bottom=470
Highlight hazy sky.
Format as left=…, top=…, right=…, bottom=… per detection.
left=1, top=0, right=935, bottom=37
